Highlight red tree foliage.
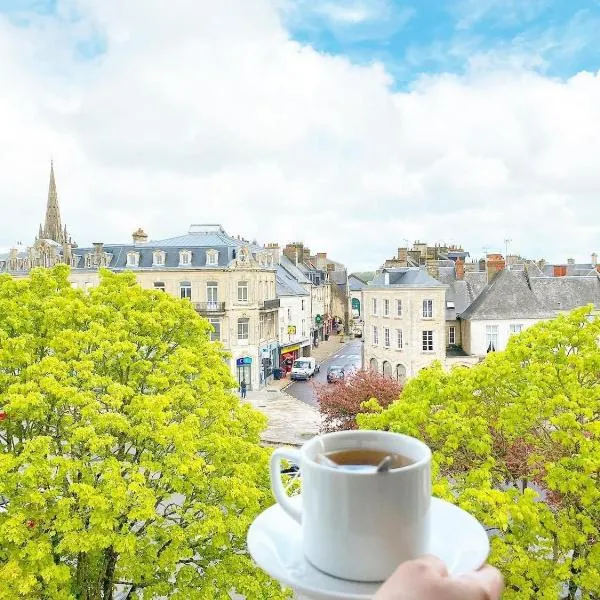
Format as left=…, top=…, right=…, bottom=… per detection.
left=315, top=369, right=403, bottom=433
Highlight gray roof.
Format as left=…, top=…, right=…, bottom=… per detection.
left=276, top=265, right=310, bottom=297
left=279, top=255, right=311, bottom=284
left=369, top=268, right=446, bottom=289
left=72, top=226, right=273, bottom=271
left=349, top=274, right=367, bottom=291
left=460, top=269, right=555, bottom=320
left=436, top=267, right=487, bottom=320
left=542, top=262, right=598, bottom=277
left=529, top=276, right=600, bottom=311
left=330, top=270, right=348, bottom=286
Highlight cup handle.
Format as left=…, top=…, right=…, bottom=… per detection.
left=270, top=447, right=302, bottom=524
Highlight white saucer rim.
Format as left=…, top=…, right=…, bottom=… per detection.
left=248, top=496, right=490, bottom=600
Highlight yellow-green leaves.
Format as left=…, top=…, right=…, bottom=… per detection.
left=360, top=307, right=600, bottom=599
left=0, top=267, right=289, bottom=599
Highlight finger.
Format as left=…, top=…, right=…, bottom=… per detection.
left=458, top=565, right=504, bottom=600
left=413, top=554, right=449, bottom=577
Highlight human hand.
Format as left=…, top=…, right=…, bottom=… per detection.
left=374, top=555, right=503, bottom=600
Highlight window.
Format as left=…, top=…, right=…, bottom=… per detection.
left=486, top=325, right=499, bottom=352
left=180, top=281, right=192, bottom=300
left=301, top=299, right=305, bottom=310
left=238, top=318, right=249, bottom=341
left=206, top=281, right=218, bottom=307
left=383, top=361, right=392, bottom=378
left=302, top=319, right=306, bottom=337
left=509, top=324, right=523, bottom=335
left=422, top=299, right=433, bottom=318
left=384, top=299, right=390, bottom=317
left=449, top=326, right=456, bottom=345
left=369, top=358, right=378, bottom=371
left=396, top=364, right=406, bottom=383
left=397, top=329, right=403, bottom=349
left=396, top=299, right=402, bottom=317
left=372, top=298, right=378, bottom=316
left=179, top=250, right=191, bottom=266
left=208, top=318, right=220, bottom=341
left=237, top=281, right=248, bottom=302
left=153, top=251, right=165, bottom=266
left=206, top=249, right=219, bottom=266
left=287, top=308, right=292, bottom=322
left=422, top=330, right=434, bottom=351
left=154, top=281, right=165, bottom=292
left=373, top=326, right=379, bottom=345
left=384, top=328, right=390, bottom=347
left=126, top=252, right=139, bottom=267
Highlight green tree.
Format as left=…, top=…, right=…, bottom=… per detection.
left=0, top=266, right=289, bottom=600
left=359, top=307, right=599, bottom=599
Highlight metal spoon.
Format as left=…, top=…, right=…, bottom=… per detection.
left=376, top=455, right=394, bottom=473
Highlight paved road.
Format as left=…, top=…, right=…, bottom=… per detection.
left=286, top=339, right=363, bottom=407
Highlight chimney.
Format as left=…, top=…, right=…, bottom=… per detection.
left=478, top=258, right=486, bottom=272
left=303, top=248, right=310, bottom=262
left=132, top=228, right=148, bottom=244
left=486, top=253, right=506, bottom=281
left=455, top=257, right=465, bottom=280
left=265, top=242, right=280, bottom=263
left=592, top=253, right=597, bottom=267
left=384, top=271, right=390, bottom=285
left=316, top=252, right=327, bottom=270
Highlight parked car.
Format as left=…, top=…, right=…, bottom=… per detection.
left=352, top=326, right=363, bottom=338
left=291, top=357, right=318, bottom=381
left=327, top=365, right=345, bottom=383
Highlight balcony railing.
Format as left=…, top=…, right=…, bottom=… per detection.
left=194, top=301, right=226, bottom=313
left=260, top=299, right=280, bottom=310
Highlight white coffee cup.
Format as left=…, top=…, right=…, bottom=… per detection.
left=270, top=430, right=432, bottom=582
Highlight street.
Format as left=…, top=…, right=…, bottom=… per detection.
left=285, top=338, right=363, bottom=406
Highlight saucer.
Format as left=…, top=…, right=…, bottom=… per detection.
left=247, top=496, right=490, bottom=600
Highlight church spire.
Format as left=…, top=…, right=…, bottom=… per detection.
left=40, top=161, right=67, bottom=244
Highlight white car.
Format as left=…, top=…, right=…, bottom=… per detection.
left=290, top=357, right=318, bottom=381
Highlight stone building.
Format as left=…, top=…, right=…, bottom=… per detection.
left=362, top=268, right=447, bottom=382
left=69, top=225, right=280, bottom=391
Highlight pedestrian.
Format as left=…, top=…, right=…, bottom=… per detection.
left=240, top=379, right=247, bottom=399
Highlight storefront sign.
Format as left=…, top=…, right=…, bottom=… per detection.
left=351, top=298, right=360, bottom=310
left=236, top=357, right=252, bottom=367
left=315, top=315, right=322, bottom=324
left=280, top=343, right=301, bottom=353
left=287, top=325, right=297, bottom=335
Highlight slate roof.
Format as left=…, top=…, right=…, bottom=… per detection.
left=276, top=265, right=310, bottom=296
left=349, top=274, right=367, bottom=291
left=279, top=255, right=311, bottom=284
left=460, top=269, right=555, bottom=320
left=352, top=271, right=375, bottom=283
left=369, top=268, right=446, bottom=289
left=329, top=270, right=348, bottom=285
left=529, top=276, right=600, bottom=311
left=71, top=226, right=274, bottom=271
left=542, top=263, right=599, bottom=277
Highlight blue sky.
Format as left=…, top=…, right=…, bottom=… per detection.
left=3, top=0, right=600, bottom=81
left=283, top=0, right=600, bottom=86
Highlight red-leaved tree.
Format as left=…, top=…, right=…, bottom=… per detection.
left=315, top=370, right=403, bottom=432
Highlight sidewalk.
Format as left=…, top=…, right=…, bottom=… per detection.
left=243, top=335, right=349, bottom=447
left=244, top=386, right=321, bottom=447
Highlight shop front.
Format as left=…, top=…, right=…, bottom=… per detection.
left=236, top=356, right=252, bottom=390
left=259, top=342, right=279, bottom=387
left=279, top=339, right=311, bottom=376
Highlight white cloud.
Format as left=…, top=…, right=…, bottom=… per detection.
left=1, top=0, right=600, bottom=272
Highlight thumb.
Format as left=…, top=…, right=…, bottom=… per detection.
left=458, top=565, right=504, bottom=599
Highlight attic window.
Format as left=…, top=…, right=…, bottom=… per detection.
left=179, top=250, right=192, bottom=266
left=446, top=301, right=455, bottom=309
left=126, top=252, right=139, bottom=267
left=206, top=249, right=219, bottom=266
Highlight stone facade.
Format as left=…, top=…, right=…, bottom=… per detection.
left=362, top=268, right=447, bottom=382
left=68, top=225, right=279, bottom=391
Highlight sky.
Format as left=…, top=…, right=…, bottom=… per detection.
left=1, top=0, right=600, bottom=272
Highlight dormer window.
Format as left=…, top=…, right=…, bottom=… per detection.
left=206, top=249, right=219, bottom=266
left=126, top=251, right=139, bottom=267
left=179, top=250, right=192, bottom=266
left=153, top=250, right=165, bottom=266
